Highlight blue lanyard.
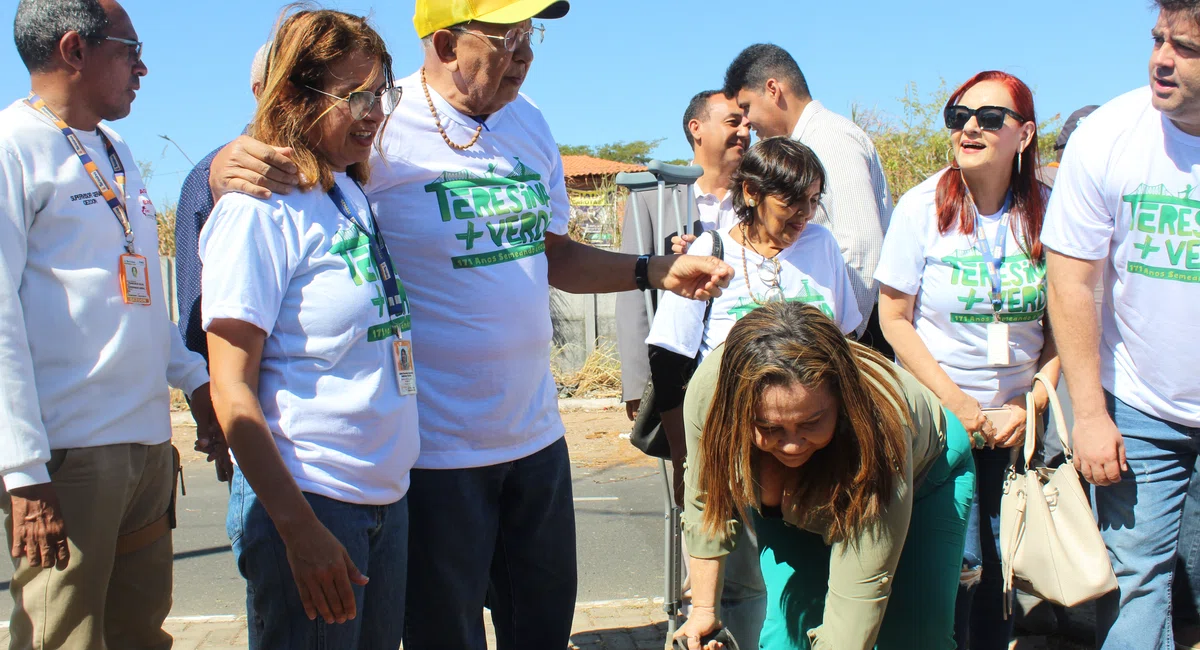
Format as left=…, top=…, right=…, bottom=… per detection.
left=972, top=200, right=1011, bottom=317
left=327, top=180, right=405, bottom=337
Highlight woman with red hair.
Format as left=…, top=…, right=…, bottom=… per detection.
left=874, top=71, right=1061, bottom=649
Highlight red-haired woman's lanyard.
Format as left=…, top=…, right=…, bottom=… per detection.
left=973, top=202, right=1012, bottom=366
left=327, top=180, right=417, bottom=396
left=25, top=93, right=151, bottom=306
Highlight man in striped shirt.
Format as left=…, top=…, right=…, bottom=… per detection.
left=723, top=43, right=894, bottom=356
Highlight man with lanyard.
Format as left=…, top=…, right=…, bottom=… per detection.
left=1043, top=2, right=1200, bottom=647
left=0, top=1, right=225, bottom=648
left=205, top=1, right=733, bottom=646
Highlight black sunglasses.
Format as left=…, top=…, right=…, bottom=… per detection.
left=944, top=105, right=1028, bottom=131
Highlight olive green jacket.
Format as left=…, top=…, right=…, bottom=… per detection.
left=681, top=344, right=949, bottom=650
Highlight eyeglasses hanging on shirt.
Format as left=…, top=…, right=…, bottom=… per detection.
left=24, top=93, right=152, bottom=307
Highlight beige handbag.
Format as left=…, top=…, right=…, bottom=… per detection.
left=999, top=372, right=1117, bottom=616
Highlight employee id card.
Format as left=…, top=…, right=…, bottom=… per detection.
left=393, top=339, right=417, bottom=396
left=119, top=253, right=152, bottom=306
left=987, top=321, right=1010, bottom=366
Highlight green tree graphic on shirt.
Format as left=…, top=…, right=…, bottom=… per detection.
left=727, top=280, right=836, bottom=321
left=940, top=248, right=1046, bottom=324
left=330, top=225, right=412, bottom=340
left=424, top=158, right=555, bottom=270
left=1123, top=184, right=1200, bottom=283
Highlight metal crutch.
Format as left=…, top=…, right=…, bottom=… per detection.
left=615, top=161, right=704, bottom=639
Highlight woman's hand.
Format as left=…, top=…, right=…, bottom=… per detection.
left=670, top=605, right=725, bottom=650
left=280, top=518, right=369, bottom=624
left=992, top=398, right=1029, bottom=449
left=944, top=389, right=995, bottom=448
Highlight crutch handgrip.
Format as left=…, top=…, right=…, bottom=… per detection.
left=648, top=160, right=703, bottom=185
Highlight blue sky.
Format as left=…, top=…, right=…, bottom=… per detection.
left=0, top=0, right=1157, bottom=205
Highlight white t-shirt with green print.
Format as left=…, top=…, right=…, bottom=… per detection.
left=362, top=70, right=571, bottom=470
left=200, top=173, right=420, bottom=506
left=1042, top=87, right=1200, bottom=427
left=875, top=170, right=1049, bottom=408
left=646, top=222, right=862, bottom=363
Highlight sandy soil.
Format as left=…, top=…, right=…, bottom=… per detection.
left=172, top=406, right=656, bottom=472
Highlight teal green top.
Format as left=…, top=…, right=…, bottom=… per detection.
left=681, top=343, right=949, bottom=649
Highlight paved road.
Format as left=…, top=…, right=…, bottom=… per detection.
left=0, top=380, right=1078, bottom=623
left=0, top=446, right=669, bottom=620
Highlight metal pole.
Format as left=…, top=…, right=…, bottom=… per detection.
left=656, top=180, right=666, bottom=304
left=629, top=191, right=654, bottom=320
left=659, top=458, right=681, bottom=637
left=685, top=183, right=696, bottom=237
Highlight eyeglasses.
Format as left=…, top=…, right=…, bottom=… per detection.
left=306, top=85, right=403, bottom=120
left=944, top=105, right=1028, bottom=131
left=757, top=257, right=785, bottom=303
left=105, top=36, right=143, bottom=61
left=450, top=23, right=545, bottom=52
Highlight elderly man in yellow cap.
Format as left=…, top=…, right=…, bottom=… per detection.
left=204, top=1, right=732, bottom=647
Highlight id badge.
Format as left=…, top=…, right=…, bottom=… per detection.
left=987, top=321, right=1010, bottom=366
left=393, top=339, right=418, bottom=396
left=119, top=253, right=152, bottom=306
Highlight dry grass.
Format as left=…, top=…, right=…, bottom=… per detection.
left=170, top=387, right=189, bottom=412
left=553, top=343, right=622, bottom=399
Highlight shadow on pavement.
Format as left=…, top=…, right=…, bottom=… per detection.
left=571, top=621, right=669, bottom=650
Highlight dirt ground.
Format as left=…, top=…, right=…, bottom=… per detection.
left=172, top=405, right=655, bottom=471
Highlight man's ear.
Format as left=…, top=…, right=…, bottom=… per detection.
left=765, top=78, right=780, bottom=101
left=431, top=30, right=459, bottom=70
left=688, top=118, right=703, bottom=148
left=58, top=31, right=87, bottom=72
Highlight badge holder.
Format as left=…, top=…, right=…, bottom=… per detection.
left=119, top=251, right=152, bottom=306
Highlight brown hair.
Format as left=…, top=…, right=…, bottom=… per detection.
left=698, top=302, right=911, bottom=543
left=252, top=5, right=393, bottom=192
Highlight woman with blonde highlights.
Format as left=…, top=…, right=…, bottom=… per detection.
left=673, top=302, right=975, bottom=650
left=200, top=8, right=413, bottom=649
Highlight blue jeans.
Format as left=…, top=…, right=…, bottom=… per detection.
left=1095, top=392, right=1200, bottom=649
left=227, top=468, right=409, bottom=650
left=402, top=437, right=578, bottom=650
left=954, top=447, right=1016, bottom=650
left=1175, top=453, right=1200, bottom=626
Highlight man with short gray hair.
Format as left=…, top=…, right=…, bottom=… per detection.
left=0, top=1, right=220, bottom=648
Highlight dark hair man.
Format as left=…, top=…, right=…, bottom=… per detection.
left=723, top=43, right=894, bottom=356
left=1043, top=2, right=1200, bottom=647
left=0, top=1, right=224, bottom=647
left=617, top=89, right=748, bottom=422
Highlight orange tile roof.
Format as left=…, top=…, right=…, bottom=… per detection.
left=561, top=155, right=646, bottom=179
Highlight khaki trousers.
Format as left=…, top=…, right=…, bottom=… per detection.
left=2, top=442, right=175, bottom=650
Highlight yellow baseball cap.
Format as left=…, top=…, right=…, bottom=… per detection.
left=414, top=0, right=570, bottom=39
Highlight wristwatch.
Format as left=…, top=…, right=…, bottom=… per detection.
left=635, top=254, right=652, bottom=292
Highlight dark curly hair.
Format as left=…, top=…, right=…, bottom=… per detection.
left=730, top=136, right=826, bottom=225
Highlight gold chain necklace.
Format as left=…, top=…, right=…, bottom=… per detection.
left=739, top=223, right=784, bottom=304
left=421, top=67, right=483, bottom=151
